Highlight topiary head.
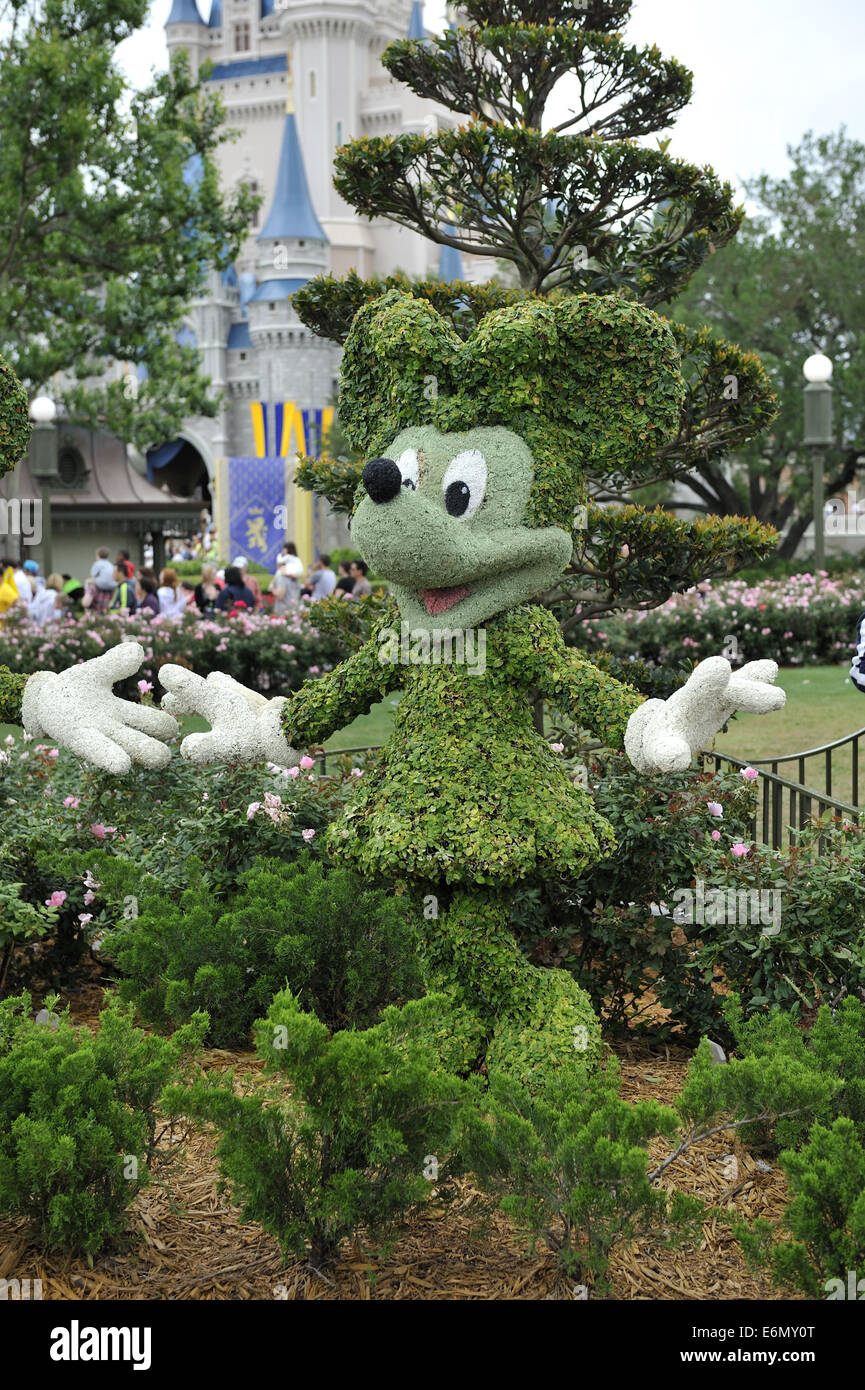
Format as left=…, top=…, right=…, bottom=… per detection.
left=0, top=352, right=30, bottom=478
left=340, top=291, right=684, bottom=631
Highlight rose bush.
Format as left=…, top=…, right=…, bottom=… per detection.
left=575, top=570, right=865, bottom=667
left=0, top=603, right=344, bottom=701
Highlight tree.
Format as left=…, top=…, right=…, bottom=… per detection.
left=673, top=129, right=865, bottom=556
left=0, top=0, right=258, bottom=450
left=292, top=0, right=778, bottom=630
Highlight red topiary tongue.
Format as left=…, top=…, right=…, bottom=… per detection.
left=422, top=585, right=469, bottom=616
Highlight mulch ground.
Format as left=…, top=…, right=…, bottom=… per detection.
left=0, top=967, right=799, bottom=1302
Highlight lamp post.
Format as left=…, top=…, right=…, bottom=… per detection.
left=28, top=395, right=58, bottom=574
left=803, top=352, right=834, bottom=569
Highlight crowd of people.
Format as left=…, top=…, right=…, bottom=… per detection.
left=0, top=541, right=373, bottom=627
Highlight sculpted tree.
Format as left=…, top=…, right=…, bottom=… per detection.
left=293, top=0, right=778, bottom=641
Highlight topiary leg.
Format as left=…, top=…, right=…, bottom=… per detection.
left=421, top=888, right=603, bottom=1096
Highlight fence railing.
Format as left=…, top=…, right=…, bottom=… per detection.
left=702, top=725, right=865, bottom=848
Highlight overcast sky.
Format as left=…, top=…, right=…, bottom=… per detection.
left=119, top=0, right=865, bottom=201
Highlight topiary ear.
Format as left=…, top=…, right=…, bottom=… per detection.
left=0, top=352, right=30, bottom=478
left=338, top=291, right=463, bottom=454
left=454, top=293, right=684, bottom=483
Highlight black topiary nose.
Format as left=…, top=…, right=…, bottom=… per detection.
left=362, top=457, right=402, bottom=504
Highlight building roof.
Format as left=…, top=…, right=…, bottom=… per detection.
left=203, top=54, right=287, bottom=82
left=207, top=0, right=222, bottom=26
left=166, top=0, right=204, bottom=24
left=258, top=111, right=327, bottom=242
left=247, top=277, right=310, bottom=303
left=227, top=321, right=253, bottom=349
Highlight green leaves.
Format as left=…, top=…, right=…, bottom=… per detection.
left=0, top=21, right=257, bottom=439
left=0, top=990, right=205, bottom=1256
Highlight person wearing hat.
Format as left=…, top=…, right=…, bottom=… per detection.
left=268, top=555, right=300, bottom=615
left=12, top=559, right=34, bottom=609
left=232, top=556, right=263, bottom=611
left=23, top=559, right=44, bottom=594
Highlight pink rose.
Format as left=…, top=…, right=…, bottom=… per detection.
left=246, top=802, right=261, bottom=820
left=707, top=801, right=723, bottom=817
left=710, top=829, right=721, bottom=841
left=64, top=795, right=80, bottom=808
left=299, top=755, right=315, bottom=770
left=45, top=891, right=67, bottom=908
left=78, top=913, right=93, bottom=926
left=550, top=742, right=565, bottom=754
left=83, top=890, right=96, bottom=906
left=302, top=828, right=315, bottom=842
left=741, top=767, right=759, bottom=781
left=138, top=679, right=153, bottom=694
left=730, top=842, right=749, bottom=858
left=286, top=766, right=300, bottom=778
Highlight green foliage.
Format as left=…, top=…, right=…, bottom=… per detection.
left=0, top=350, right=29, bottom=478
left=464, top=1055, right=702, bottom=1292
left=673, top=129, right=865, bottom=555
left=337, top=290, right=685, bottom=529
left=162, top=987, right=477, bottom=1269
left=0, top=6, right=258, bottom=442
left=108, top=858, right=424, bottom=1047
left=0, top=728, right=362, bottom=993
left=586, top=569, right=862, bottom=668
left=0, top=991, right=205, bottom=1257
left=737, top=1120, right=865, bottom=1298
left=562, top=502, right=778, bottom=627
left=680, top=823, right=865, bottom=1028
left=510, top=753, right=756, bottom=1039
left=283, top=604, right=643, bottom=889
left=676, top=995, right=865, bottom=1296
left=0, top=606, right=343, bottom=704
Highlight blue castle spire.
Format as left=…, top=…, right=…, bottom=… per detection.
left=166, top=0, right=204, bottom=24
left=408, top=1, right=425, bottom=39
left=258, top=107, right=327, bottom=243
left=208, top=0, right=222, bottom=26
left=438, top=240, right=465, bottom=281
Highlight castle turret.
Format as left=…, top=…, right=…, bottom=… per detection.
left=165, top=0, right=207, bottom=71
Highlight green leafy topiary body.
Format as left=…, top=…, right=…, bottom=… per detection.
left=287, top=604, right=642, bottom=887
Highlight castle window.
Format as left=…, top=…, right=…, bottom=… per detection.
left=244, top=179, right=259, bottom=228
left=234, top=21, right=250, bottom=51
left=336, top=121, right=343, bottom=146
left=309, top=70, right=316, bottom=98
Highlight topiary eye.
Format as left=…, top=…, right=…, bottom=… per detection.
left=442, top=451, right=486, bottom=520
left=396, top=448, right=419, bottom=491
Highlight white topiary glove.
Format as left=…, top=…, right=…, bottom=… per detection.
left=21, top=642, right=178, bottom=774
left=159, top=666, right=299, bottom=768
left=624, top=656, right=785, bottom=774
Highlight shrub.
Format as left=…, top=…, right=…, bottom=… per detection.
left=0, top=992, right=205, bottom=1257
left=576, top=570, right=864, bottom=668
left=163, top=988, right=476, bottom=1269
left=0, top=730, right=367, bottom=992
left=680, top=821, right=865, bottom=1033
left=0, top=605, right=342, bottom=701
left=736, top=1119, right=865, bottom=1299
left=108, top=858, right=424, bottom=1046
left=510, top=752, right=756, bottom=1039
left=464, top=1054, right=703, bottom=1294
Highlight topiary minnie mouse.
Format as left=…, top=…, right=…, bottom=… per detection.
left=0, top=292, right=785, bottom=1092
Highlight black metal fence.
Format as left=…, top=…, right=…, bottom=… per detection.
left=700, top=727, right=865, bottom=851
